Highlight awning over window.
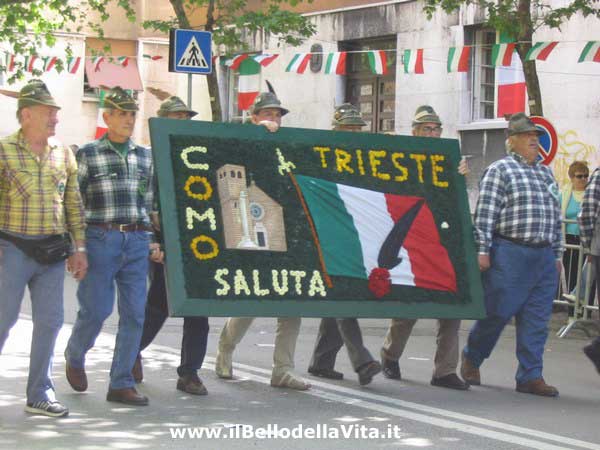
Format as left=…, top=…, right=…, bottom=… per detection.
left=85, top=59, right=143, bottom=91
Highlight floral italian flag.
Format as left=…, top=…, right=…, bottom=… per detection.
left=578, top=41, right=600, bottom=63
left=238, top=58, right=261, bottom=111
left=295, top=175, right=457, bottom=293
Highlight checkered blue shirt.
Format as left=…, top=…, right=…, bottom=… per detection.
left=474, top=152, right=563, bottom=258
left=578, top=168, right=600, bottom=250
left=77, top=136, right=153, bottom=225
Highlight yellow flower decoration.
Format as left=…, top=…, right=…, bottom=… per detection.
left=184, top=176, right=213, bottom=201
left=190, top=235, right=219, bottom=260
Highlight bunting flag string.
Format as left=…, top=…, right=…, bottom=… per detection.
left=253, top=53, right=278, bottom=67
left=367, top=50, right=387, bottom=75
left=578, top=41, right=600, bottom=63
left=92, top=56, right=104, bottom=72
left=286, top=53, right=312, bottom=73
left=491, top=43, right=516, bottom=67
left=324, top=52, right=347, bottom=75
left=447, top=46, right=470, bottom=72
left=116, top=56, right=129, bottom=67
left=142, top=54, right=163, bottom=61
left=525, top=42, right=558, bottom=61
left=66, top=56, right=81, bottom=74
left=403, top=48, right=424, bottom=74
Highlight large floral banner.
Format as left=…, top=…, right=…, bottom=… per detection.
left=149, top=119, right=484, bottom=318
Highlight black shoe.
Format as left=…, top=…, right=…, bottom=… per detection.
left=357, top=361, right=381, bottom=386
left=177, top=373, right=208, bottom=395
left=381, top=354, right=401, bottom=380
left=308, top=366, right=344, bottom=380
left=431, top=373, right=470, bottom=390
left=583, top=343, right=600, bottom=374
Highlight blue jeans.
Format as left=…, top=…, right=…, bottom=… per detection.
left=0, top=236, right=65, bottom=403
left=66, top=227, right=149, bottom=390
left=139, top=261, right=209, bottom=377
left=464, top=238, right=557, bottom=384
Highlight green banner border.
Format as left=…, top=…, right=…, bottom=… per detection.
left=149, top=118, right=484, bottom=319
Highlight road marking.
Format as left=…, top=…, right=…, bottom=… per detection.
left=201, top=359, right=599, bottom=450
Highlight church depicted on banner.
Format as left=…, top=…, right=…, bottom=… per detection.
left=216, top=164, right=287, bottom=252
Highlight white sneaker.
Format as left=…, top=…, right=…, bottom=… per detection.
left=25, top=400, right=69, bottom=418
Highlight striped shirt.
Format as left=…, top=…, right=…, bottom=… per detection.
left=77, top=135, right=154, bottom=225
left=0, top=130, right=85, bottom=241
left=474, top=152, right=563, bottom=258
left=578, top=168, right=600, bottom=250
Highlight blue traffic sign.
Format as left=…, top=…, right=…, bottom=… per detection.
left=169, top=29, right=212, bottom=74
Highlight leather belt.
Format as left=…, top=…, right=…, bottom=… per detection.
left=89, top=223, right=153, bottom=232
left=495, top=234, right=550, bottom=248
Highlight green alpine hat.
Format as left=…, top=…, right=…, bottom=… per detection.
left=1, top=79, right=61, bottom=110
left=104, top=86, right=138, bottom=111
left=412, top=105, right=441, bottom=126
left=506, top=112, right=543, bottom=136
left=332, top=103, right=366, bottom=127
left=157, top=96, right=197, bottom=118
left=250, top=92, right=289, bottom=116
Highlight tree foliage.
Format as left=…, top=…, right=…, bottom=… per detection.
left=422, top=0, right=600, bottom=115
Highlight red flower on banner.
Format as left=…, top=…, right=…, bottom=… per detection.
left=368, top=267, right=391, bottom=298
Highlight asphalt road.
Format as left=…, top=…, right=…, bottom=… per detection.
left=2, top=275, right=600, bottom=450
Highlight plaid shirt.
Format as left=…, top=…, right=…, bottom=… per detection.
left=0, top=130, right=85, bottom=241
left=77, top=135, right=153, bottom=225
left=578, top=168, right=600, bottom=250
left=474, top=152, right=563, bottom=258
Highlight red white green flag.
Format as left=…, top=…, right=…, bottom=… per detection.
left=367, top=50, right=387, bottom=75
left=285, top=53, right=311, bottom=74
left=253, top=53, right=278, bottom=67
left=92, top=56, right=104, bottom=72
left=447, top=46, right=470, bottom=72
left=4, top=52, right=15, bottom=72
left=525, top=42, right=558, bottom=61
left=24, top=55, right=38, bottom=72
left=403, top=49, right=424, bottom=74
left=497, top=50, right=526, bottom=117
left=95, top=89, right=108, bottom=139
left=491, top=43, right=516, bottom=67
left=225, top=54, right=248, bottom=71
left=142, top=54, right=163, bottom=61
left=578, top=41, right=600, bottom=63
left=42, top=56, right=58, bottom=72
left=67, top=56, right=81, bottom=74
left=117, top=56, right=129, bottom=67
left=238, top=58, right=261, bottom=111
left=295, top=175, right=457, bottom=293
left=324, top=52, right=347, bottom=75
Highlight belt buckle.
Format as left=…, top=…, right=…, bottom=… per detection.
left=118, top=224, right=128, bottom=232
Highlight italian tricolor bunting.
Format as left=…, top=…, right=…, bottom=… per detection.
left=324, top=52, right=347, bottom=75
left=253, top=54, right=279, bottom=67
left=578, top=41, right=600, bottom=63
left=367, top=50, right=388, bottom=75
left=226, top=54, right=248, bottom=71
left=66, top=56, right=81, bottom=74
left=295, top=175, right=457, bottom=293
left=491, top=43, right=516, bottom=67
left=95, top=89, right=108, bottom=139
left=237, top=58, right=261, bottom=111
left=447, top=46, right=470, bottom=73
left=403, top=49, right=424, bottom=74
left=525, top=42, right=558, bottom=61
left=497, top=51, right=526, bottom=117
left=285, top=53, right=311, bottom=74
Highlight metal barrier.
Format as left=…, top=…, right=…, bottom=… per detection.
left=555, top=219, right=600, bottom=338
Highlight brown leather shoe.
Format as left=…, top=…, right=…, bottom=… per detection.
left=516, top=378, right=559, bottom=397
left=176, top=373, right=208, bottom=395
left=65, top=361, right=88, bottom=392
left=106, top=387, right=149, bottom=406
left=132, top=355, right=143, bottom=383
left=460, top=352, right=480, bottom=386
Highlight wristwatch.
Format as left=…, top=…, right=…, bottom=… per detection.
left=76, top=246, right=87, bottom=253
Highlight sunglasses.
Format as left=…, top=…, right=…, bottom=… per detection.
left=574, top=174, right=589, bottom=179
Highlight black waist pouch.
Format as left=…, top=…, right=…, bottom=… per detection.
left=0, top=231, right=72, bottom=265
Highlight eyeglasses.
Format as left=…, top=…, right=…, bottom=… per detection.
left=421, top=126, right=443, bottom=134
left=574, top=174, right=589, bottom=179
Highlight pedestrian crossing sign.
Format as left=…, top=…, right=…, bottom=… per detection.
left=169, top=29, right=212, bottom=74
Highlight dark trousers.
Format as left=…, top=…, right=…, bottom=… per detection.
left=139, top=261, right=209, bottom=377
left=593, top=256, right=600, bottom=348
